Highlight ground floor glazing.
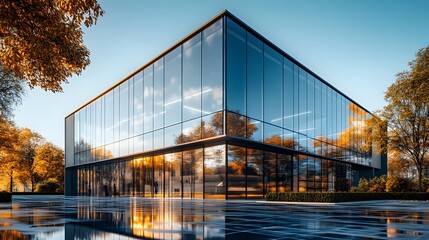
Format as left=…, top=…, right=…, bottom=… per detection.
left=71, top=144, right=355, bottom=199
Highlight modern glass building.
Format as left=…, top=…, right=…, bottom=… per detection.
left=65, top=11, right=386, bottom=199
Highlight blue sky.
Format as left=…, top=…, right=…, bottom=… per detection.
left=12, top=0, right=429, bottom=148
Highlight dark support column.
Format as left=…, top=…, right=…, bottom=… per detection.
left=65, top=167, right=78, bottom=196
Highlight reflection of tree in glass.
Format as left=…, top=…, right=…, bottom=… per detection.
left=311, top=103, right=372, bottom=162
left=228, top=146, right=246, bottom=175
left=265, top=135, right=298, bottom=149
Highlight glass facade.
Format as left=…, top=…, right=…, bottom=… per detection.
left=69, top=19, right=224, bottom=166
left=65, top=12, right=386, bottom=198
left=76, top=144, right=351, bottom=198
left=225, top=18, right=373, bottom=167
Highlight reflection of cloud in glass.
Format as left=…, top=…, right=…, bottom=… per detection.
left=165, top=88, right=212, bottom=107
left=212, top=87, right=222, bottom=105
left=144, top=86, right=153, bottom=95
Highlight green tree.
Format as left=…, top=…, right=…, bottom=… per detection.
left=0, top=65, right=25, bottom=119
left=366, top=45, right=429, bottom=192
left=33, top=142, right=64, bottom=184
left=0, top=0, right=103, bottom=92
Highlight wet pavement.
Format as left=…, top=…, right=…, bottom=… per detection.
left=1, top=195, right=429, bottom=239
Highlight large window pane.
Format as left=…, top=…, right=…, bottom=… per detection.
left=204, top=145, right=225, bottom=199
left=74, top=111, right=79, bottom=154
left=165, top=153, right=182, bottom=198
left=247, top=33, right=263, bottom=120
left=226, top=112, right=245, bottom=138
left=202, top=19, right=223, bottom=114
left=264, top=123, right=282, bottom=147
left=226, top=18, right=246, bottom=115
left=202, top=111, right=223, bottom=138
left=264, top=152, right=277, bottom=195
left=183, top=34, right=202, bottom=121
left=247, top=118, right=262, bottom=142
left=314, top=79, right=322, bottom=153
left=247, top=149, right=263, bottom=199
left=165, top=47, right=182, bottom=126
left=154, top=59, right=164, bottom=130
left=133, top=157, right=153, bottom=197
left=164, top=124, right=181, bottom=147
left=307, top=75, right=315, bottom=140
left=153, top=129, right=163, bottom=150
left=183, top=149, right=203, bottom=199
left=133, top=71, right=144, bottom=136
left=264, top=45, right=282, bottom=126
left=144, top=65, right=154, bottom=132
left=182, top=118, right=201, bottom=143
left=119, top=81, right=129, bottom=140
left=144, top=132, right=153, bottom=151
left=298, top=68, right=307, bottom=138
left=113, top=87, right=120, bottom=142
left=227, top=145, right=246, bottom=199
left=284, top=58, right=294, bottom=130
left=277, top=154, right=292, bottom=192
left=153, top=155, right=164, bottom=197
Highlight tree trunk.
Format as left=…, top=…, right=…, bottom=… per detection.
left=418, top=164, right=423, bottom=192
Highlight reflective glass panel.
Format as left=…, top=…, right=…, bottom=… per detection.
left=165, top=47, right=182, bottom=126
left=264, top=123, right=282, bottom=147
left=183, top=33, right=202, bottom=121
left=183, top=149, right=203, bottom=199
left=277, top=154, right=292, bottom=192
left=264, top=152, right=277, bottom=196
left=144, top=65, right=154, bottom=132
left=247, top=33, right=263, bottom=120
left=247, top=118, right=262, bottom=142
left=247, top=149, right=263, bottom=199
left=153, top=155, right=164, bottom=197
left=133, top=71, right=144, bottom=136
left=226, top=112, right=245, bottom=138
left=227, top=145, right=246, bottom=199
left=284, top=58, right=294, bottom=130
left=153, top=59, right=164, bottom=130
left=165, top=153, right=182, bottom=198
left=119, top=81, right=129, bottom=140
left=202, top=19, right=223, bottom=114
left=204, top=145, right=226, bottom=199
left=226, top=18, right=246, bottom=114
left=113, top=87, right=120, bottom=142
left=202, top=111, right=223, bottom=138
left=181, top=118, right=201, bottom=143
left=164, top=124, right=181, bottom=147
left=264, top=45, right=282, bottom=126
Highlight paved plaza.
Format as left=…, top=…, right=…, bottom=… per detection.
left=1, top=195, right=429, bottom=239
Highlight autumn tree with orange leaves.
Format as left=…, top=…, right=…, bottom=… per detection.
left=365, top=45, right=429, bottom=192
left=0, top=0, right=103, bottom=92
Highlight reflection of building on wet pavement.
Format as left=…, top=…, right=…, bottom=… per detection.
left=2, top=196, right=429, bottom=239
left=64, top=10, right=387, bottom=199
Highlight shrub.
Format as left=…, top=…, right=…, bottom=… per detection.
left=350, top=178, right=370, bottom=192
left=36, top=179, right=63, bottom=194
left=352, top=175, right=419, bottom=193
left=386, top=176, right=415, bottom=192
left=368, top=176, right=387, bottom=192
left=0, top=190, right=12, bottom=202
